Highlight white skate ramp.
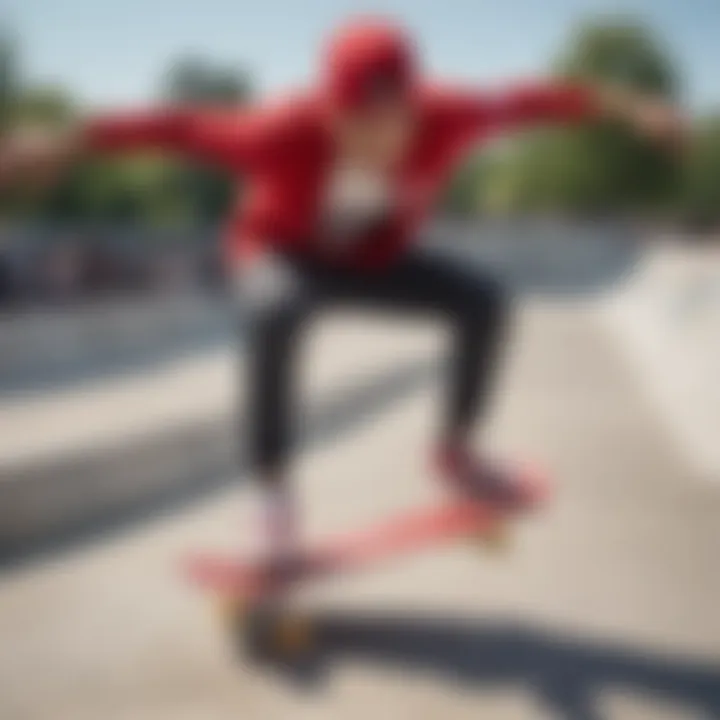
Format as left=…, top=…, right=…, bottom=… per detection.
left=601, top=240, right=720, bottom=480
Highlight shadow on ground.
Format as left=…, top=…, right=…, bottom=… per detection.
left=263, top=612, right=720, bottom=720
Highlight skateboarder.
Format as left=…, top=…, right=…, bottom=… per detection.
left=0, top=17, right=683, bottom=566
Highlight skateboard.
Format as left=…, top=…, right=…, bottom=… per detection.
left=183, top=492, right=539, bottom=661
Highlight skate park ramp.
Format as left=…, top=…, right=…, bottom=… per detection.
left=0, top=223, right=718, bottom=720
left=601, top=238, right=720, bottom=480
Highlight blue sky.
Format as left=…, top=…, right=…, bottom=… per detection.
left=5, top=0, right=719, bottom=111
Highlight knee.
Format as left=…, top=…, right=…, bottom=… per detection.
left=460, top=275, right=508, bottom=329
left=251, top=293, right=308, bottom=346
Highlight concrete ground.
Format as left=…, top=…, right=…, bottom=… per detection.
left=1, top=300, right=719, bottom=720
left=601, top=240, right=720, bottom=480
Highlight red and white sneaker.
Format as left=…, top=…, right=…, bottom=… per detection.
left=435, top=445, right=549, bottom=512
left=257, top=486, right=302, bottom=588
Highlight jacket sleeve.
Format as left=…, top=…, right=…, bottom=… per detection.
left=440, top=82, right=600, bottom=136
left=487, top=82, right=600, bottom=127
left=83, top=106, right=271, bottom=172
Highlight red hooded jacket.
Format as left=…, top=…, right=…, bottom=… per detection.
left=84, top=21, right=599, bottom=270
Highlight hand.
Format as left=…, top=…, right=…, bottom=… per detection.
left=628, top=96, right=685, bottom=151
left=0, top=125, right=81, bottom=190
left=598, top=85, right=686, bottom=152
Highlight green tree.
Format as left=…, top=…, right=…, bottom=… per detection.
left=0, top=30, right=19, bottom=218
left=495, top=17, right=682, bottom=216
left=159, top=55, right=252, bottom=224
left=0, top=30, right=17, bottom=132
left=161, top=55, right=251, bottom=106
left=680, top=116, right=720, bottom=229
left=555, top=19, right=678, bottom=98
left=14, top=84, right=75, bottom=126
left=35, top=156, right=179, bottom=224
left=444, top=152, right=487, bottom=215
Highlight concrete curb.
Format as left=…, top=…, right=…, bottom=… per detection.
left=0, top=416, right=235, bottom=557
left=0, top=324, right=441, bottom=559
left=0, top=293, right=229, bottom=396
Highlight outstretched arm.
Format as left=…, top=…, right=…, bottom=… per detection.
left=83, top=106, right=266, bottom=170
left=485, top=82, right=599, bottom=127
left=0, top=104, right=272, bottom=187
left=444, top=81, right=684, bottom=146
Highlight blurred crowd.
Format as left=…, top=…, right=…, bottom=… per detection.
left=0, top=226, right=225, bottom=309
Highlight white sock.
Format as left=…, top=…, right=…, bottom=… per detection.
left=260, top=484, right=296, bottom=559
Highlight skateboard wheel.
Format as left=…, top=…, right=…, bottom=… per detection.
left=271, top=615, right=314, bottom=655
left=470, top=523, right=510, bottom=552
left=245, top=607, right=314, bottom=661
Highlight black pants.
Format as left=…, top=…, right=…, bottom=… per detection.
left=243, top=247, right=508, bottom=479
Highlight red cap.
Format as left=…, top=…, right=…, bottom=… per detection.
left=322, top=18, right=418, bottom=112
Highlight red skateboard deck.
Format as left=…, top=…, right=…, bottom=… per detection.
left=184, top=499, right=507, bottom=601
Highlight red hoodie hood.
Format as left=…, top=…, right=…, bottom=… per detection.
left=322, top=18, right=418, bottom=112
